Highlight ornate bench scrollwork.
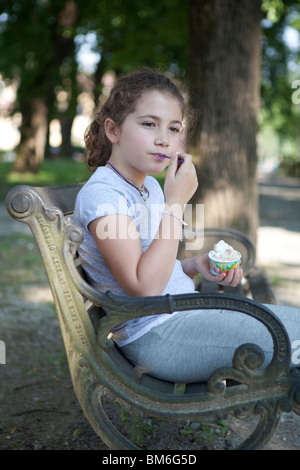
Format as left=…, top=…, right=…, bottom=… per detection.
left=6, top=184, right=300, bottom=450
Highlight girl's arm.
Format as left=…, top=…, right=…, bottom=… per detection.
left=89, top=155, right=198, bottom=297
left=181, top=254, right=244, bottom=287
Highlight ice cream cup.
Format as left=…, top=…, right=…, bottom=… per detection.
left=209, top=253, right=241, bottom=276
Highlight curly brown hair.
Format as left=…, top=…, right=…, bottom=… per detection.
left=85, top=70, right=187, bottom=172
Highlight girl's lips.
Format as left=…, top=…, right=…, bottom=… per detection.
left=151, top=153, right=184, bottom=163
left=151, top=153, right=169, bottom=159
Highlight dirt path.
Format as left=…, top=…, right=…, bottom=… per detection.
left=246, top=172, right=300, bottom=450
left=0, top=172, right=300, bottom=450
left=257, top=172, right=300, bottom=308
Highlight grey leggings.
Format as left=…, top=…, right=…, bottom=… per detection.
left=121, top=305, right=300, bottom=383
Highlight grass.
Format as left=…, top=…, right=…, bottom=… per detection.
left=0, top=158, right=91, bottom=203
left=0, top=157, right=166, bottom=203
left=0, top=233, right=48, bottom=293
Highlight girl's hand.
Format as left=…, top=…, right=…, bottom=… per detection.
left=182, top=253, right=244, bottom=288
left=164, top=153, right=198, bottom=212
left=203, top=265, right=244, bottom=287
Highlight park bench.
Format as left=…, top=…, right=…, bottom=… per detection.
left=6, top=183, right=300, bottom=450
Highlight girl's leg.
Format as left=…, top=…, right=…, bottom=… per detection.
left=121, top=305, right=300, bottom=383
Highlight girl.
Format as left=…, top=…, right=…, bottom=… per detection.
left=74, top=70, right=300, bottom=383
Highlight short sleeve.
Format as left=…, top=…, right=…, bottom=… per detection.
left=74, top=171, right=132, bottom=230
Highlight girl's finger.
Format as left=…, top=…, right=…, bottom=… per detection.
left=165, top=154, right=179, bottom=178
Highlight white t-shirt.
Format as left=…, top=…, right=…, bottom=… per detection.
left=74, top=166, right=195, bottom=346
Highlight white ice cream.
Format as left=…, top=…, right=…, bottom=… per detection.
left=209, top=240, right=241, bottom=262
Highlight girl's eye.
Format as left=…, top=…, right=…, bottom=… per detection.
left=142, top=121, right=155, bottom=128
left=170, top=126, right=181, bottom=134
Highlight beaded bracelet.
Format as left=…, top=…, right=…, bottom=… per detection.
left=161, top=210, right=188, bottom=241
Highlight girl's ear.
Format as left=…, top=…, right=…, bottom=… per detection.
left=105, top=118, right=119, bottom=144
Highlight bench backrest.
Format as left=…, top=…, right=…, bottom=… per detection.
left=33, top=183, right=85, bottom=215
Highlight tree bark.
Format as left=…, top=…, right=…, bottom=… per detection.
left=13, top=1, right=79, bottom=170
left=58, top=113, right=74, bottom=157
left=188, top=0, right=263, bottom=245
left=55, top=1, right=79, bottom=158
left=13, top=98, right=48, bottom=173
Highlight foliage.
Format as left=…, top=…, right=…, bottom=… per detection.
left=0, top=0, right=79, bottom=108
left=262, top=0, right=287, bottom=22
left=0, top=0, right=299, bottom=170
left=0, top=0, right=189, bottom=111
left=84, top=0, right=189, bottom=74
left=260, top=0, right=300, bottom=161
left=0, top=0, right=189, bottom=170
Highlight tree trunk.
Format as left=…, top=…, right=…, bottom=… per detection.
left=13, top=98, right=48, bottom=173
left=59, top=113, right=74, bottom=157
left=56, top=1, right=78, bottom=158
left=188, top=0, right=263, bottom=245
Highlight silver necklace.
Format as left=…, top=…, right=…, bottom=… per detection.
left=106, top=161, right=150, bottom=202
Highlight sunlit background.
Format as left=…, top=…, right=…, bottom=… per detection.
left=0, top=30, right=103, bottom=153
left=0, top=3, right=299, bottom=172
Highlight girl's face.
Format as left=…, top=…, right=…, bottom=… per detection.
left=106, top=90, right=184, bottom=185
